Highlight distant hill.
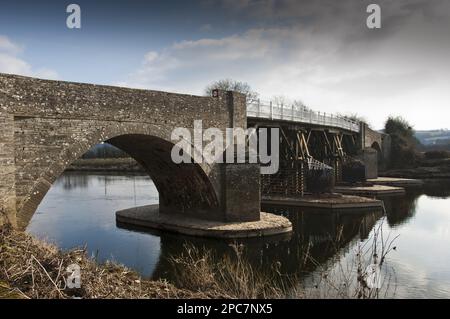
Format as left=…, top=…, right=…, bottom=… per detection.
left=415, top=129, right=450, bottom=150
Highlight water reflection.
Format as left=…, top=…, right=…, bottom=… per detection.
left=59, top=173, right=90, bottom=190
left=421, top=180, right=450, bottom=198
left=27, top=172, right=450, bottom=298
left=382, top=194, right=419, bottom=227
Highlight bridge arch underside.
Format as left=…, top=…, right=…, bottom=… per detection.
left=14, top=121, right=220, bottom=230
left=108, top=135, right=219, bottom=216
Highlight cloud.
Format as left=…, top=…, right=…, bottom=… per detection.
left=0, top=35, right=58, bottom=80
left=200, top=24, right=213, bottom=32
left=120, top=0, right=450, bottom=129
left=0, top=35, right=22, bottom=54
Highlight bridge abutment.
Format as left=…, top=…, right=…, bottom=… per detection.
left=0, top=112, right=17, bottom=227
left=357, top=148, right=378, bottom=179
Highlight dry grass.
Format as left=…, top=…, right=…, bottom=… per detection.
left=168, top=218, right=398, bottom=299
left=1, top=216, right=398, bottom=299
left=303, top=218, right=398, bottom=299
left=0, top=225, right=209, bottom=299
left=169, top=243, right=301, bottom=299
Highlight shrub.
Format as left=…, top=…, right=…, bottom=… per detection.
left=305, top=168, right=335, bottom=193
left=342, top=159, right=366, bottom=183
left=384, top=116, right=421, bottom=168
left=424, top=150, right=450, bottom=160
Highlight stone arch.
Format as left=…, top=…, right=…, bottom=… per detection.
left=16, top=122, right=220, bottom=229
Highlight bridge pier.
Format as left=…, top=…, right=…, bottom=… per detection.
left=356, top=148, right=378, bottom=179
left=116, top=204, right=292, bottom=239
left=116, top=162, right=293, bottom=238
left=222, top=163, right=260, bottom=222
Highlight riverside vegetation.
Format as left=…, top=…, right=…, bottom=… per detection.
left=382, top=116, right=450, bottom=179
left=0, top=217, right=397, bottom=299
left=0, top=224, right=207, bottom=299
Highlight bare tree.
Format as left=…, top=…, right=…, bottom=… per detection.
left=271, top=95, right=289, bottom=106
left=272, top=96, right=310, bottom=111
left=293, top=99, right=309, bottom=110
left=205, top=79, right=259, bottom=103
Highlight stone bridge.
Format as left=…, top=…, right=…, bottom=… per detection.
left=359, top=123, right=391, bottom=175
left=0, top=73, right=388, bottom=233
left=0, top=73, right=260, bottom=229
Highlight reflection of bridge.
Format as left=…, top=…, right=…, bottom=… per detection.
left=127, top=206, right=383, bottom=282
left=0, top=73, right=387, bottom=232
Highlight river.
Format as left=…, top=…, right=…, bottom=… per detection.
left=26, top=172, right=450, bottom=298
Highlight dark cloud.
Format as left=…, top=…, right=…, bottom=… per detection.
left=1, top=0, right=448, bottom=129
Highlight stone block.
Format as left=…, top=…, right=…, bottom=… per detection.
left=223, top=163, right=260, bottom=222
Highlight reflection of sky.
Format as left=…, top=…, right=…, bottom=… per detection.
left=27, top=173, right=450, bottom=297
left=298, top=194, right=450, bottom=298
left=27, top=172, right=161, bottom=278
left=381, top=195, right=450, bottom=298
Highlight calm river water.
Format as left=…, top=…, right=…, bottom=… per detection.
left=27, top=172, right=450, bottom=298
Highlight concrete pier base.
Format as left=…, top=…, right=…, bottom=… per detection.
left=262, top=194, right=383, bottom=210
left=367, top=177, right=423, bottom=188
left=116, top=205, right=292, bottom=239
left=334, top=184, right=405, bottom=196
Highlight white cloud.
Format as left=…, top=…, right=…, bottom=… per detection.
left=120, top=0, right=450, bottom=129
left=0, top=35, right=22, bottom=54
left=0, top=53, right=30, bottom=74
left=0, top=35, right=58, bottom=80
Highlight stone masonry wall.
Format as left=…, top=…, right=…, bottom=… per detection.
left=363, top=124, right=383, bottom=149
left=0, top=73, right=260, bottom=229
left=0, top=111, right=16, bottom=227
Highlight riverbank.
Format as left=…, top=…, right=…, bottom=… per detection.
left=0, top=225, right=211, bottom=299
left=71, top=158, right=450, bottom=181
left=381, top=157, right=450, bottom=180
left=1, top=225, right=302, bottom=299
left=67, top=158, right=144, bottom=172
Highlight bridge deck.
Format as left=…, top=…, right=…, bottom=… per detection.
left=247, top=100, right=360, bottom=132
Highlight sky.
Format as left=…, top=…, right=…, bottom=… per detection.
left=0, top=0, right=449, bottom=130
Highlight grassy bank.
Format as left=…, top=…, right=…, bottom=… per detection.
left=0, top=222, right=396, bottom=299
left=0, top=225, right=209, bottom=299
left=382, top=157, right=450, bottom=179
left=0, top=225, right=295, bottom=299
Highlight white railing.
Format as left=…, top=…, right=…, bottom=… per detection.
left=246, top=100, right=360, bottom=133
left=307, top=158, right=333, bottom=171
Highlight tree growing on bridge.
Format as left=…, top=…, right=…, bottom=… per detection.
left=205, top=79, right=259, bottom=103
left=337, top=113, right=369, bottom=127
left=384, top=116, right=421, bottom=168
